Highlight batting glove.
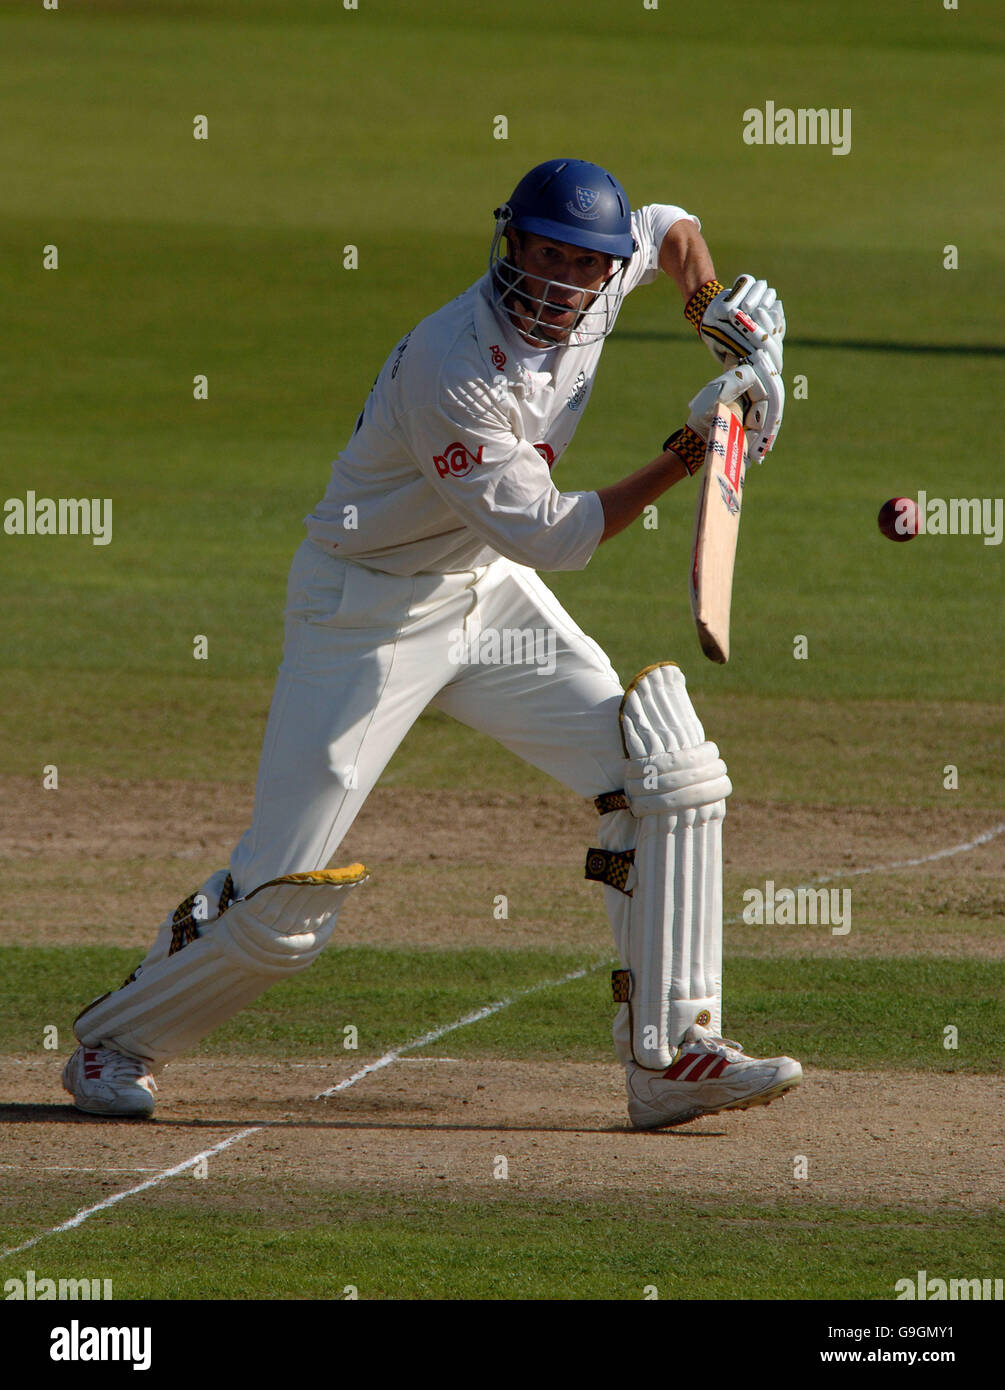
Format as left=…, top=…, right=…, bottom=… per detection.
left=731, top=348, right=784, bottom=460
left=666, top=353, right=783, bottom=470
left=687, top=274, right=786, bottom=374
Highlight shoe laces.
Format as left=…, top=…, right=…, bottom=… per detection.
left=694, top=1033, right=745, bottom=1060
left=93, top=1047, right=156, bottom=1088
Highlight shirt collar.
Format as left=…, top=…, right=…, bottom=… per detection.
left=474, top=273, right=566, bottom=386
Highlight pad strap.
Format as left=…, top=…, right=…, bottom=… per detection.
left=170, top=872, right=236, bottom=955
left=585, top=848, right=635, bottom=896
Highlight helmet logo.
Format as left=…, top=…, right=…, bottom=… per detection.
left=566, top=186, right=601, bottom=220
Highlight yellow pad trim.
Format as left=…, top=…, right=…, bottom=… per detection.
left=618, top=662, right=680, bottom=757
left=245, top=864, right=370, bottom=899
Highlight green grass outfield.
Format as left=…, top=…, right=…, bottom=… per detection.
left=2, top=1194, right=1001, bottom=1302
left=1, top=0, right=1002, bottom=751
left=2, top=946, right=1002, bottom=1072
left=1, top=0, right=1002, bottom=1306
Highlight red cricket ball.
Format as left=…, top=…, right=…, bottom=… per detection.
left=878, top=496, right=918, bottom=542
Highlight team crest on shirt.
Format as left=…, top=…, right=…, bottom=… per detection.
left=565, top=371, right=588, bottom=411
left=567, top=187, right=601, bottom=221
left=433, top=441, right=485, bottom=478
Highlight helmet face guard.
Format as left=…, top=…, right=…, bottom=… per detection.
left=489, top=214, right=631, bottom=349
left=487, top=158, right=637, bottom=350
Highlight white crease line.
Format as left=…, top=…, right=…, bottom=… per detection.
left=808, top=821, right=1005, bottom=883
left=313, top=967, right=594, bottom=1099
left=0, top=1128, right=260, bottom=1261
left=0, top=964, right=597, bottom=1263
left=725, top=821, right=1005, bottom=923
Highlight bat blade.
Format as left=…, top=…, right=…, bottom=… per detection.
left=689, top=400, right=748, bottom=663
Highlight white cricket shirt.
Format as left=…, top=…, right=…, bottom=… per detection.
left=306, top=204, right=699, bottom=575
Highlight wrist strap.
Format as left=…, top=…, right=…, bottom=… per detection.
left=684, top=279, right=724, bottom=331
left=662, top=425, right=706, bottom=476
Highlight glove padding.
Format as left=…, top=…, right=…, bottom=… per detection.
left=686, top=349, right=784, bottom=461
left=699, top=274, right=785, bottom=374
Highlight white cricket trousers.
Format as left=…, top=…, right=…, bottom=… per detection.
left=229, top=539, right=628, bottom=894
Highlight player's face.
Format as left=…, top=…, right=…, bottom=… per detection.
left=508, top=231, right=614, bottom=345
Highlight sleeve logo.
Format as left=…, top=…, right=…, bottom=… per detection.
left=533, top=442, right=555, bottom=468
left=433, top=441, right=485, bottom=478
left=565, top=370, right=588, bottom=411
left=489, top=344, right=506, bottom=369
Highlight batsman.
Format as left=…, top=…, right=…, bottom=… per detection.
left=63, top=158, right=800, bottom=1128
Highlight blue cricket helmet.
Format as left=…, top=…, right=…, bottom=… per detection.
left=489, top=158, right=637, bottom=348
left=499, top=158, right=636, bottom=260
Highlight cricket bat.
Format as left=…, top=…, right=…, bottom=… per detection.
left=689, top=399, right=748, bottom=664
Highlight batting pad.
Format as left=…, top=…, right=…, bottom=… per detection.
left=74, top=866, right=368, bottom=1068
left=597, top=663, right=730, bottom=1068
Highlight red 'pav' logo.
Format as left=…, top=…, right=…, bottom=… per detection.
left=433, top=442, right=485, bottom=478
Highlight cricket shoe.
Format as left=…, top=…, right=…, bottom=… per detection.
left=62, top=1045, right=157, bottom=1118
left=626, top=1024, right=802, bottom=1130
